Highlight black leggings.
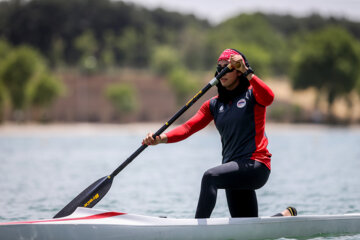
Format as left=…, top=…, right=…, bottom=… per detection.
left=195, top=159, right=270, bottom=218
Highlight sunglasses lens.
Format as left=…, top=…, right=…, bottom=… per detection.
left=217, top=65, right=234, bottom=74
left=217, top=65, right=225, bottom=72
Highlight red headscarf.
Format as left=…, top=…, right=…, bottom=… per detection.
left=217, top=49, right=240, bottom=62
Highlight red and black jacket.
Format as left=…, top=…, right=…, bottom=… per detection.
left=165, top=75, right=274, bottom=170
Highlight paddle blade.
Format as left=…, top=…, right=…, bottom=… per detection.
left=53, top=175, right=113, bottom=218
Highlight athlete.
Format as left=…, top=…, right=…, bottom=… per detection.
left=143, top=49, right=296, bottom=218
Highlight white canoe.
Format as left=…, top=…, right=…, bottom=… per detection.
left=1, top=207, right=360, bottom=240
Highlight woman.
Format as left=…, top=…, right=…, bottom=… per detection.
left=143, top=49, right=296, bottom=218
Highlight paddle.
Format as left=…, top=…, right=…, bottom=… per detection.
left=53, top=64, right=233, bottom=219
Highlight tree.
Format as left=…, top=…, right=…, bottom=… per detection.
left=149, top=46, right=199, bottom=104
left=150, top=46, right=181, bottom=76
left=0, top=46, right=45, bottom=114
left=28, top=72, right=64, bottom=107
left=105, top=83, right=138, bottom=120
left=0, top=84, right=6, bottom=122
left=27, top=72, right=65, bottom=121
left=0, top=0, right=209, bottom=69
left=99, top=30, right=116, bottom=69
left=168, top=67, right=199, bottom=105
left=291, top=26, right=360, bottom=121
left=208, top=13, right=288, bottom=76
left=0, top=39, right=11, bottom=65
left=178, top=26, right=210, bottom=70
left=50, top=37, right=65, bottom=68
left=0, top=39, right=12, bottom=121
left=115, top=28, right=139, bottom=66
left=0, top=45, right=65, bottom=121
left=74, top=30, right=99, bottom=73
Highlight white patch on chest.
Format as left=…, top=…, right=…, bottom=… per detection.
left=237, top=98, right=246, bottom=108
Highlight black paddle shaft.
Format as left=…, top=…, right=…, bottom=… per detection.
left=53, top=64, right=232, bottom=218
left=110, top=64, right=233, bottom=177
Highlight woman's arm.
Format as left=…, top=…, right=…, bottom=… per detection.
left=229, top=55, right=274, bottom=107
left=166, top=100, right=213, bottom=143
left=248, top=74, right=274, bottom=107
left=142, top=100, right=214, bottom=145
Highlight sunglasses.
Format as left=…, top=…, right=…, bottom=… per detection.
left=216, top=64, right=234, bottom=74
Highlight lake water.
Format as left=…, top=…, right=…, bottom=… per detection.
left=0, top=123, right=360, bottom=240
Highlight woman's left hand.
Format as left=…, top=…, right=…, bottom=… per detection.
left=142, top=132, right=167, bottom=145
left=230, top=54, right=247, bottom=73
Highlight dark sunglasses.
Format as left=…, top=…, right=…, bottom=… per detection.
left=216, top=65, right=234, bottom=74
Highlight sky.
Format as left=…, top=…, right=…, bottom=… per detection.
left=122, top=0, right=360, bottom=24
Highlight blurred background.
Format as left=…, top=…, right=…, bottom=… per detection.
left=0, top=0, right=360, bottom=125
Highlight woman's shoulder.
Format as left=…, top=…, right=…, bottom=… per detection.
left=200, top=96, right=218, bottom=105
left=206, top=96, right=219, bottom=115
left=210, top=95, right=219, bottom=102
left=208, top=96, right=219, bottom=106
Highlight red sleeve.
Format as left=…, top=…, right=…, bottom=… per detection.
left=165, top=100, right=213, bottom=143
left=250, top=75, right=274, bottom=106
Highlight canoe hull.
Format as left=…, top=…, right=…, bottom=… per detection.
left=1, top=208, right=360, bottom=240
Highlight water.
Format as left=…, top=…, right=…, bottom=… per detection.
left=0, top=124, right=360, bottom=240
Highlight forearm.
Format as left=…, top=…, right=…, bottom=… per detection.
left=249, top=74, right=274, bottom=106
left=166, top=100, right=213, bottom=143
left=229, top=54, right=274, bottom=106
left=165, top=123, right=192, bottom=143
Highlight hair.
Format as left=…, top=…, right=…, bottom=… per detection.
left=216, top=49, right=250, bottom=103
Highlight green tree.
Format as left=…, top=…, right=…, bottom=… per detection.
left=0, top=46, right=45, bottom=113
left=0, top=84, right=7, bottom=122
left=28, top=72, right=64, bottom=108
left=115, top=28, right=138, bottom=66
left=105, top=83, right=138, bottom=120
left=291, top=26, right=360, bottom=121
left=115, top=26, right=155, bottom=67
left=150, top=46, right=199, bottom=104
left=99, top=30, right=116, bottom=69
left=228, top=42, right=272, bottom=77
left=27, top=72, right=65, bottom=121
left=150, top=46, right=182, bottom=76
left=178, top=26, right=210, bottom=70
left=0, top=39, right=11, bottom=66
left=0, top=45, right=65, bottom=121
left=74, top=30, right=99, bottom=73
left=168, top=67, right=199, bottom=105
left=208, top=13, right=288, bottom=76
left=0, top=40, right=12, bottom=121
left=50, top=37, right=65, bottom=68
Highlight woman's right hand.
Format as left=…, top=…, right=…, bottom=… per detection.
left=142, top=132, right=167, bottom=145
left=230, top=54, right=247, bottom=73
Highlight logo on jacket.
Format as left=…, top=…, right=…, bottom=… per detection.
left=219, top=105, right=224, bottom=113
left=237, top=99, right=246, bottom=108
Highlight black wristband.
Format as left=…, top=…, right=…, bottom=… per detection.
left=242, top=67, right=254, bottom=77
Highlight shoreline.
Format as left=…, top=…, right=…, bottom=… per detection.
left=1, top=122, right=359, bottom=136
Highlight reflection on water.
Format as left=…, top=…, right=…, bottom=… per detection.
left=0, top=124, right=360, bottom=239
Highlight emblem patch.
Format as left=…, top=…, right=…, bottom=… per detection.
left=237, top=99, right=246, bottom=108
left=219, top=105, right=224, bottom=113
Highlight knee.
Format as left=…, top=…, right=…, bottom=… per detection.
left=202, top=169, right=217, bottom=184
